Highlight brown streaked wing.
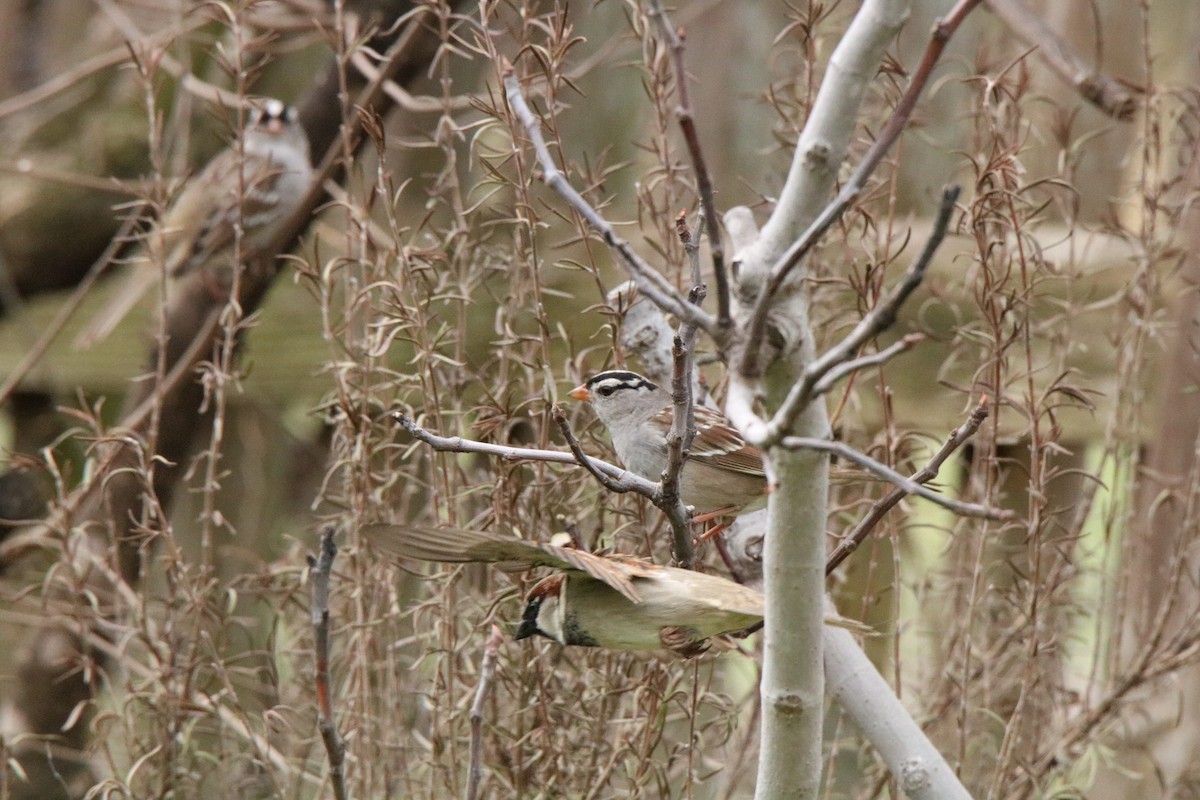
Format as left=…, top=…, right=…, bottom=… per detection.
left=165, top=156, right=286, bottom=277
left=653, top=405, right=766, bottom=478
left=360, top=524, right=645, bottom=603
left=657, top=566, right=766, bottom=617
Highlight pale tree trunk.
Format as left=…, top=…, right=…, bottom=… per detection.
left=725, top=0, right=912, bottom=795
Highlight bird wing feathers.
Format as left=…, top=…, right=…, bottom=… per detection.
left=361, top=524, right=646, bottom=603
left=165, top=152, right=290, bottom=277
left=74, top=148, right=291, bottom=349
left=651, top=405, right=766, bottom=478
left=656, top=566, right=766, bottom=617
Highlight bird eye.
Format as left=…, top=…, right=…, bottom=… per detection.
left=599, top=385, right=615, bottom=397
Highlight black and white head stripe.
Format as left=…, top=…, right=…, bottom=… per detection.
left=585, top=370, right=659, bottom=396
left=250, top=99, right=296, bottom=128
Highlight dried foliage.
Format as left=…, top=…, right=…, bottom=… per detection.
left=3, top=0, right=1200, bottom=799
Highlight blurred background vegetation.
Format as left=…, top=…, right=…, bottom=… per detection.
left=0, top=0, right=1199, bottom=798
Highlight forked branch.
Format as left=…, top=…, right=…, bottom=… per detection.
left=749, top=185, right=961, bottom=447
left=740, top=0, right=983, bottom=376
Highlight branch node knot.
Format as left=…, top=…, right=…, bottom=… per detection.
left=900, top=758, right=932, bottom=790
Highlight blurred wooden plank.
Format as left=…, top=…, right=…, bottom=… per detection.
left=0, top=270, right=330, bottom=403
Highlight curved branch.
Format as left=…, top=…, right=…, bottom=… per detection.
left=780, top=435, right=1011, bottom=520
left=502, top=67, right=716, bottom=336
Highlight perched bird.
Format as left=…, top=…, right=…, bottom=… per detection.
left=75, top=99, right=313, bottom=348
left=362, top=523, right=768, bottom=656
left=568, top=370, right=768, bottom=521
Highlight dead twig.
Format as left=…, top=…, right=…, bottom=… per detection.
left=466, top=625, right=504, bottom=800
left=825, top=396, right=990, bottom=575
left=983, top=0, right=1137, bottom=120
left=396, top=411, right=661, bottom=498
left=308, top=526, right=347, bottom=800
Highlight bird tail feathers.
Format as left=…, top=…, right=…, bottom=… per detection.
left=361, top=523, right=522, bottom=565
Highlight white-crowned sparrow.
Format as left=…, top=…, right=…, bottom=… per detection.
left=362, top=523, right=765, bottom=655
left=364, top=524, right=867, bottom=655
left=568, top=370, right=768, bottom=519
left=75, top=98, right=313, bottom=348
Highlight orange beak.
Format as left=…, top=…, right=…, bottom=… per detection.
left=568, top=384, right=590, bottom=401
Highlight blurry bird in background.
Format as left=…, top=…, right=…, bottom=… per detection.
left=75, top=98, right=312, bottom=348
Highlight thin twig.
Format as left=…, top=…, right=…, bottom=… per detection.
left=308, top=526, right=347, bottom=800
left=395, top=411, right=661, bottom=497
left=740, top=0, right=983, bottom=376
left=825, top=396, right=990, bottom=575
left=983, top=0, right=1137, bottom=120
left=648, top=0, right=731, bottom=331
left=780, top=435, right=1010, bottom=520
left=550, top=406, right=643, bottom=495
left=751, top=186, right=961, bottom=447
left=466, top=624, right=503, bottom=800
left=502, top=65, right=716, bottom=336
left=551, top=405, right=695, bottom=566
left=659, top=285, right=708, bottom=567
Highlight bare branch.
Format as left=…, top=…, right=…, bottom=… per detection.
left=648, top=0, right=731, bottom=332
left=739, top=0, right=982, bottom=376
left=751, top=186, right=960, bottom=447
left=826, top=396, right=990, bottom=575
left=812, top=333, right=924, bottom=396
left=550, top=406, right=651, bottom=496
left=552, top=405, right=695, bottom=567
left=984, top=0, right=1137, bottom=120
left=466, top=625, right=503, bottom=800
left=659, top=285, right=708, bottom=567
left=780, top=434, right=1010, bottom=520
left=394, top=411, right=661, bottom=498
left=676, top=210, right=704, bottom=289
left=502, top=66, right=717, bottom=336
left=308, top=526, right=347, bottom=800
left=659, top=331, right=694, bottom=546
